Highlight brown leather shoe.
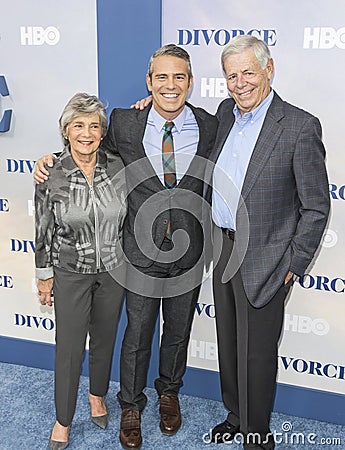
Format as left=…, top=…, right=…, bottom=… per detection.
left=159, top=393, right=181, bottom=435
left=119, top=409, right=142, bottom=449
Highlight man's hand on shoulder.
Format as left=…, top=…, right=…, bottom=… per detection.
left=34, top=154, right=55, bottom=184
left=130, top=95, right=153, bottom=110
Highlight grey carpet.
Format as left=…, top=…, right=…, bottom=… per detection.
left=0, top=362, right=344, bottom=449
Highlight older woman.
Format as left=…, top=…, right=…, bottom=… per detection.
left=35, top=93, right=126, bottom=450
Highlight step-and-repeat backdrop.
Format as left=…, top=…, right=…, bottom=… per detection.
left=161, top=0, right=345, bottom=397
left=0, top=0, right=98, bottom=340
left=1, top=0, right=344, bottom=410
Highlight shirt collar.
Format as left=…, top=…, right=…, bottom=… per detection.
left=148, top=105, right=187, bottom=134
left=60, top=145, right=107, bottom=177
left=233, top=89, right=274, bottom=122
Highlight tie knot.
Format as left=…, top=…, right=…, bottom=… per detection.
left=164, top=121, right=174, bottom=132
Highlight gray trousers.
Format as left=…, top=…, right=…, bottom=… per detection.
left=213, top=228, right=289, bottom=445
left=117, top=239, right=202, bottom=411
left=53, top=267, right=124, bottom=426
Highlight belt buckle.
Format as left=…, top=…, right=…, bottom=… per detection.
left=223, top=228, right=235, bottom=240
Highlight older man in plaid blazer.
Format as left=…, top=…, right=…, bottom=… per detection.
left=209, top=36, right=330, bottom=450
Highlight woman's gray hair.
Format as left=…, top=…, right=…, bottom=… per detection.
left=221, top=35, right=271, bottom=72
left=59, top=92, right=108, bottom=144
left=147, top=43, right=193, bottom=81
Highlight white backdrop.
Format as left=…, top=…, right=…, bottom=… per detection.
left=0, top=0, right=98, bottom=343
left=162, top=0, right=345, bottom=396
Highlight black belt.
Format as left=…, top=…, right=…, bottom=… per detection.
left=221, top=228, right=235, bottom=240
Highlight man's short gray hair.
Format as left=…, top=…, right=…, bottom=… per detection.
left=221, top=35, right=271, bottom=72
left=147, top=44, right=193, bottom=81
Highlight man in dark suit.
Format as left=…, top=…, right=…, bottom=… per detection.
left=209, top=35, right=330, bottom=449
left=101, top=44, right=218, bottom=449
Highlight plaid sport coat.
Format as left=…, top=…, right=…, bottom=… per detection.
left=210, top=91, right=330, bottom=307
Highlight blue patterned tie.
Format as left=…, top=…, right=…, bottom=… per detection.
left=162, top=121, right=177, bottom=189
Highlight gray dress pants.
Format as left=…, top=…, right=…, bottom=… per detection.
left=53, top=266, right=124, bottom=426
left=213, top=228, right=289, bottom=447
left=117, top=238, right=202, bottom=411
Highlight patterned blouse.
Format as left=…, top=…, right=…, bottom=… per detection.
left=35, top=146, right=127, bottom=279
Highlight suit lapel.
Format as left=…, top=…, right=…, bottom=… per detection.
left=213, top=100, right=235, bottom=164
left=128, top=106, right=165, bottom=189
left=241, top=92, right=285, bottom=200
left=129, top=106, right=150, bottom=160
left=188, top=103, right=211, bottom=160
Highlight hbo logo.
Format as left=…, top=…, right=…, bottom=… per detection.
left=20, top=26, right=60, bottom=46
left=284, top=314, right=330, bottom=336
left=304, top=27, right=345, bottom=49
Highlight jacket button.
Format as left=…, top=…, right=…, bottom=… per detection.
left=163, top=219, right=168, bottom=224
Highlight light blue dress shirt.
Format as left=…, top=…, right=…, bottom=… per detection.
left=212, top=90, right=274, bottom=230
left=143, top=105, right=199, bottom=185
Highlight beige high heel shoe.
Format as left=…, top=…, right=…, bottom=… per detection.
left=89, top=394, right=109, bottom=429
left=49, top=422, right=69, bottom=449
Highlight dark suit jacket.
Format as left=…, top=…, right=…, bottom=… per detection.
left=102, top=103, right=218, bottom=269
left=209, top=91, right=330, bottom=307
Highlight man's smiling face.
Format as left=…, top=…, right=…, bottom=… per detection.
left=146, top=55, right=193, bottom=120
left=223, top=48, right=273, bottom=115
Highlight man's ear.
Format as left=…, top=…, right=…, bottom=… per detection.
left=146, top=74, right=152, bottom=92
left=188, top=75, right=194, bottom=92
left=266, top=59, right=274, bottom=81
